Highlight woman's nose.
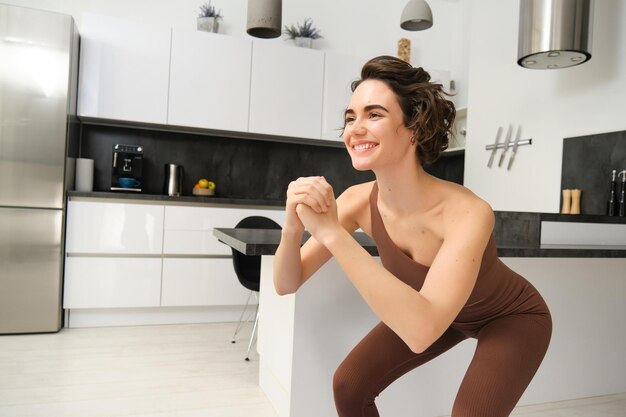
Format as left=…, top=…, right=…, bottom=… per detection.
left=350, top=118, right=367, bottom=135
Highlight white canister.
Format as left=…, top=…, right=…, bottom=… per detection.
left=75, top=158, right=94, bottom=192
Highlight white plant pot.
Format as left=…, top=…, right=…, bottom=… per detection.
left=294, top=37, right=313, bottom=48
left=197, top=17, right=219, bottom=33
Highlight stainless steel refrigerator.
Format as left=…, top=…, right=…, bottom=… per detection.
left=0, top=5, right=80, bottom=333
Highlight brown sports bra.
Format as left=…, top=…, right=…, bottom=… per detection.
left=369, top=182, right=549, bottom=334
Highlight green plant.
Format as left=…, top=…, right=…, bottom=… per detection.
left=283, top=18, right=323, bottom=40
left=197, top=2, right=223, bottom=20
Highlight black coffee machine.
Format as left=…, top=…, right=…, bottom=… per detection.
left=111, top=144, right=143, bottom=192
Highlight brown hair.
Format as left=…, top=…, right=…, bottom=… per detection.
left=350, top=55, right=456, bottom=165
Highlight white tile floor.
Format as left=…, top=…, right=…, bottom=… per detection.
left=0, top=323, right=624, bottom=417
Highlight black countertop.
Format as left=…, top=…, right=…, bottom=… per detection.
left=66, top=191, right=626, bottom=224
left=213, top=228, right=626, bottom=258
left=67, top=190, right=285, bottom=208
left=70, top=191, right=626, bottom=257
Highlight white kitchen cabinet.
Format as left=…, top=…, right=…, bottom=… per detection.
left=322, top=53, right=367, bottom=141
left=249, top=41, right=324, bottom=139
left=64, top=257, right=161, bottom=308
left=163, top=205, right=284, bottom=255
left=161, top=205, right=283, bottom=307
left=161, top=258, right=250, bottom=306
left=164, top=230, right=230, bottom=255
left=77, top=13, right=171, bottom=124
left=65, top=200, right=164, bottom=254
left=64, top=198, right=284, bottom=321
left=168, top=30, right=252, bottom=132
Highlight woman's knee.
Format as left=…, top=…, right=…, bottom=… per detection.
left=333, top=362, right=375, bottom=415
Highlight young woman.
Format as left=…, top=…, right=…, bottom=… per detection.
left=273, top=55, right=551, bottom=417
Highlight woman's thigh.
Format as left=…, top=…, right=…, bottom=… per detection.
left=334, top=322, right=467, bottom=416
left=452, top=313, right=552, bottom=417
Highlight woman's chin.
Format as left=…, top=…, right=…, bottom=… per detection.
left=350, top=158, right=374, bottom=171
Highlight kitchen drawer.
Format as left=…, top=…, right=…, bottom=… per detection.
left=163, top=230, right=230, bottom=255
left=163, top=206, right=283, bottom=254
left=66, top=201, right=164, bottom=254
left=161, top=258, right=252, bottom=306
left=64, top=257, right=162, bottom=308
left=164, top=206, right=283, bottom=231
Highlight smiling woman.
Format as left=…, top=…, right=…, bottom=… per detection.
left=273, top=55, right=551, bottom=417
left=345, top=56, right=455, bottom=166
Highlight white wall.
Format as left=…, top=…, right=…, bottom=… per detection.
left=3, top=0, right=471, bottom=108
left=464, top=0, right=626, bottom=213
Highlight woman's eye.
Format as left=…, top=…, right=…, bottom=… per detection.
left=370, top=112, right=382, bottom=119
left=344, top=117, right=355, bottom=124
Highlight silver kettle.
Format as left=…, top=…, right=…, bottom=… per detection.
left=164, top=164, right=183, bottom=196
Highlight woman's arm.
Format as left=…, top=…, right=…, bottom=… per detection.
left=273, top=177, right=361, bottom=295
left=297, top=197, right=494, bottom=353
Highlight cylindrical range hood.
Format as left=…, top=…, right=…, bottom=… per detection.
left=518, top=0, right=594, bottom=69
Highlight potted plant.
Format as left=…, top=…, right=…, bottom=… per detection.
left=283, top=18, right=323, bottom=48
left=197, top=2, right=223, bottom=33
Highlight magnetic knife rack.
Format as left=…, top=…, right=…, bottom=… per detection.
left=485, top=138, right=532, bottom=150
left=485, top=124, right=533, bottom=170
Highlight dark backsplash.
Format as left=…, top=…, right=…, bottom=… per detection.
left=78, top=124, right=463, bottom=201
left=561, top=130, right=626, bottom=215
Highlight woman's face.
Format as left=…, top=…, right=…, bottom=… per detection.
left=343, top=79, right=414, bottom=171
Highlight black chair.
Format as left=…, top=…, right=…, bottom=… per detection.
left=230, top=216, right=281, bottom=361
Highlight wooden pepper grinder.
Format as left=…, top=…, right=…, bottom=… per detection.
left=570, top=189, right=582, bottom=214
left=561, top=189, right=571, bottom=214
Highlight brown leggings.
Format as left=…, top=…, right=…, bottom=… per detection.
left=333, top=313, right=552, bottom=417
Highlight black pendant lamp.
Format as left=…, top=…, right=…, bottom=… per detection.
left=518, top=0, right=594, bottom=69
left=247, top=0, right=282, bottom=39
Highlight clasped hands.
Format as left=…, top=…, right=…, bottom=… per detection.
left=285, top=176, right=341, bottom=246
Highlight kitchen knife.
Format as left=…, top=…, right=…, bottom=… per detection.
left=507, top=125, right=522, bottom=171
left=487, top=126, right=502, bottom=168
left=498, top=124, right=513, bottom=168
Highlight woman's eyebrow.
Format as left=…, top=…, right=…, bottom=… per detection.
left=344, top=104, right=389, bottom=118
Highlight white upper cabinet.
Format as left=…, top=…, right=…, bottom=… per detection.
left=249, top=40, right=324, bottom=139
left=168, top=30, right=252, bottom=132
left=77, top=13, right=171, bottom=124
left=321, top=53, right=366, bottom=142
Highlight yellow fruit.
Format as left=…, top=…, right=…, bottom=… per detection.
left=207, top=181, right=216, bottom=190
left=198, top=179, right=209, bottom=189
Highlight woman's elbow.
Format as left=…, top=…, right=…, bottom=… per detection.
left=273, top=278, right=299, bottom=296
left=406, top=339, right=430, bottom=355
left=274, top=285, right=295, bottom=296
left=404, top=324, right=438, bottom=354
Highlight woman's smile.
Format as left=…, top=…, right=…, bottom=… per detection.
left=352, top=142, right=379, bottom=152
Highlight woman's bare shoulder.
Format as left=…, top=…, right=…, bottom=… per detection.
left=440, top=181, right=494, bottom=232
left=337, top=181, right=375, bottom=206
left=336, top=181, right=375, bottom=229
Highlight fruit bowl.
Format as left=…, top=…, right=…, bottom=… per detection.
left=192, top=188, right=214, bottom=196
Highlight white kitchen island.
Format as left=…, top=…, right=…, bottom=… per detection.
left=213, top=226, right=626, bottom=417
left=257, top=255, right=479, bottom=417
